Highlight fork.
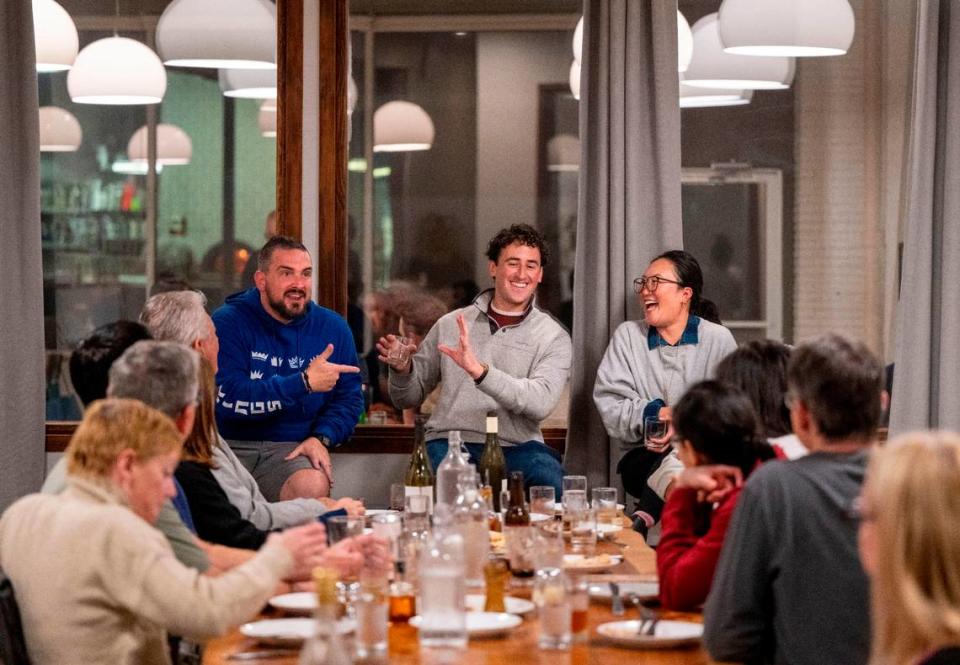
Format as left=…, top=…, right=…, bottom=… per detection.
left=631, top=596, right=660, bottom=636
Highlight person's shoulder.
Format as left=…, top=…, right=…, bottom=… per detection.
left=697, top=318, right=736, bottom=343
left=610, top=319, right=648, bottom=344
left=742, top=457, right=795, bottom=493
left=530, top=306, right=571, bottom=340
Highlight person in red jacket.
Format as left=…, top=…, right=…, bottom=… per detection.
left=656, top=380, right=783, bottom=610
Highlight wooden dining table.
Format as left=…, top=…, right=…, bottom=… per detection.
left=202, top=521, right=711, bottom=664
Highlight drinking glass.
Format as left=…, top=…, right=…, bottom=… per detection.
left=561, top=489, right=587, bottom=532
left=327, top=515, right=364, bottom=544
left=644, top=416, right=670, bottom=452
left=371, top=512, right=403, bottom=559
left=591, top=487, right=619, bottom=526
left=568, top=575, right=590, bottom=643
left=534, top=520, right=565, bottom=570
left=534, top=568, right=571, bottom=650
left=387, top=335, right=411, bottom=365
left=569, top=508, right=597, bottom=555
left=529, top=485, right=556, bottom=518
left=562, top=475, right=587, bottom=496
left=354, top=586, right=388, bottom=658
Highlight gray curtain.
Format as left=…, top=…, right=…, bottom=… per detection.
left=889, top=1, right=960, bottom=433
left=563, top=0, right=683, bottom=488
left=0, top=1, right=44, bottom=510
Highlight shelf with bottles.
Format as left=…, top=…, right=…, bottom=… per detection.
left=41, top=177, right=146, bottom=216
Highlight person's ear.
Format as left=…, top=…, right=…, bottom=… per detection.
left=175, top=404, right=196, bottom=438
left=488, top=260, right=497, bottom=280
left=112, top=448, right=137, bottom=486
left=880, top=390, right=890, bottom=413
left=254, top=269, right=266, bottom=291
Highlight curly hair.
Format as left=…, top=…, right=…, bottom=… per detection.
left=485, top=224, right=550, bottom=267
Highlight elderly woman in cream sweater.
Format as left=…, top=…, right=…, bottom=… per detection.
left=0, top=398, right=328, bottom=665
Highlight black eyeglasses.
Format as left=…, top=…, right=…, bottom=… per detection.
left=633, top=275, right=683, bottom=294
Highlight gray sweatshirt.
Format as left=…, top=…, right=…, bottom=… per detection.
left=389, top=290, right=571, bottom=445
left=211, top=436, right=327, bottom=529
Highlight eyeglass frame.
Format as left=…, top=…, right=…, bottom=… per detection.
left=633, top=275, right=684, bottom=294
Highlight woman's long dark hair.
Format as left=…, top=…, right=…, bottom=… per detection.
left=673, top=380, right=776, bottom=477
left=715, top=340, right=793, bottom=439
left=654, top=250, right=721, bottom=324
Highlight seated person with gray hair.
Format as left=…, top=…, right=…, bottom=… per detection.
left=140, top=290, right=363, bottom=524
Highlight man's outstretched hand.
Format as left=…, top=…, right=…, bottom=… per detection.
left=438, top=314, right=486, bottom=380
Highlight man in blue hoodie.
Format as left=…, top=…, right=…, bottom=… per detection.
left=213, top=236, right=363, bottom=502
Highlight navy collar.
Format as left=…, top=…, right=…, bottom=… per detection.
left=647, top=315, right=701, bottom=350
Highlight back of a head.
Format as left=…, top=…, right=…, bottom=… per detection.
left=787, top=334, right=884, bottom=443
left=865, top=431, right=960, bottom=665
left=139, top=290, right=208, bottom=347
left=396, top=292, right=448, bottom=339
left=69, top=321, right=152, bottom=406
left=673, top=380, right=771, bottom=475
left=716, top=339, right=793, bottom=438
left=107, top=340, right=199, bottom=419
left=66, top=398, right=182, bottom=481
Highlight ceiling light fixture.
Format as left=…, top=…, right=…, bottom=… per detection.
left=569, top=61, right=581, bottom=101
left=39, top=106, right=82, bottom=151
left=682, top=13, right=795, bottom=90
left=33, top=0, right=79, bottom=72
left=127, top=123, right=192, bottom=165
left=219, top=68, right=276, bottom=99
left=373, top=101, right=434, bottom=152
left=157, top=0, right=276, bottom=70
left=677, top=11, right=694, bottom=73
left=679, top=83, right=753, bottom=108
left=258, top=100, right=277, bottom=138
left=573, top=17, right=583, bottom=65
left=68, top=37, right=167, bottom=104
left=718, top=0, right=855, bottom=57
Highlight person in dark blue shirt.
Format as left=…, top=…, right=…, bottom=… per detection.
left=213, top=235, right=363, bottom=502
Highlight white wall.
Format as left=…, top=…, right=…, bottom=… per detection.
left=474, top=32, right=570, bottom=286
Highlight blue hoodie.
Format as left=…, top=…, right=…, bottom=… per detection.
left=212, top=287, right=363, bottom=446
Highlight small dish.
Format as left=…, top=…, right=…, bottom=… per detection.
left=409, top=612, right=522, bottom=638
left=464, top=594, right=535, bottom=616
left=596, top=619, right=703, bottom=649
left=562, top=553, right=623, bottom=573
left=239, top=618, right=354, bottom=647
left=268, top=592, right=316, bottom=615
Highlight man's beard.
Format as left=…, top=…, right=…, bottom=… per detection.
left=267, top=289, right=308, bottom=321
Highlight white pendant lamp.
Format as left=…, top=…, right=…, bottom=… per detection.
left=547, top=134, right=580, bottom=172
left=157, top=0, right=276, bottom=69
left=683, top=13, right=795, bottom=90
left=373, top=101, right=434, bottom=152
left=677, top=11, right=694, bottom=73
left=33, top=0, right=78, bottom=72
left=39, top=106, right=82, bottom=151
left=258, top=100, right=277, bottom=138
left=127, top=124, right=192, bottom=165
left=572, top=17, right=583, bottom=65
left=569, top=61, right=581, bottom=101
left=680, top=83, right=753, bottom=108
left=718, top=0, right=855, bottom=57
left=219, top=69, right=276, bottom=99
left=348, top=76, right=358, bottom=115
left=67, top=37, right=166, bottom=104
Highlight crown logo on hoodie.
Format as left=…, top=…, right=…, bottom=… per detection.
left=251, top=351, right=268, bottom=361
left=250, top=370, right=263, bottom=380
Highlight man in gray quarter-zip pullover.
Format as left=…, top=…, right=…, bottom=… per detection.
left=382, top=224, right=572, bottom=493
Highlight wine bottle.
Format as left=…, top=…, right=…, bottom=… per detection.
left=436, top=430, right=470, bottom=508
left=478, top=411, right=506, bottom=512
left=504, top=471, right=534, bottom=578
left=405, top=414, right=434, bottom=514
left=298, top=568, right=351, bottom=665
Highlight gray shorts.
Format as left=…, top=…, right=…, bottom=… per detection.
left=225, top=439, right=315, bottom=502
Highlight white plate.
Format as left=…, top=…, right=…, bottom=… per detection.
left=562, top=554, right=623, bottom=573
left=588, top=581, right=659, bottom=602
left=529, top=512, right=553, bottom=523
left=598, top=523, right=623, bottom=535
left=409, top=612, right=522, bottom=638
left=239, top=618, right=355, bottom=647
left=268, top=592, right=316, bottom=615
left=596, top=619, right=703, bottom=649
left=465, top=594, right=535, bottom=616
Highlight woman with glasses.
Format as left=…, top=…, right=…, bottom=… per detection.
left=593, top=250, right=736, bottom=540
left=859, top=432, right=960, bottom=665
left=656, top=380, right=782, bottom=610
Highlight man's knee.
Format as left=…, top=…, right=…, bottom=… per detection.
left=279, top=468, right=330, bottom=501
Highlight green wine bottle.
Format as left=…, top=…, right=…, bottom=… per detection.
left=405, top=414, right=434, bottom=514
left=478, top=411, right=507, bottom=512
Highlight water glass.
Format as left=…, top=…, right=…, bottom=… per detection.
left=327, top=515, right=364, bottom=544
left=568, top=575, right=590, bottom=643
left=562, top=475, right=587, bottom=496
left=569, top=508, right=597, bottom=556
left=387, top=335, right=411, bottom=365
left=534, top=568, right=571, bottom=650
left=561, top=489, right=587, bottom=532
left=529, top=485, right=556, bottom=518
left=371, top=512, right=403, bottom=558
left=534, top=520, right=565, bottom=570
left=354, top=588, right=388, bottom=658
left=591, top=487, right=619, bottom=525
left=644, top=416, right=670, bottom=452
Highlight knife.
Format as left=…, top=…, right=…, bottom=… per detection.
left=610, top=581, right=625, bottom=616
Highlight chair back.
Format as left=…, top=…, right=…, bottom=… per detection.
left=0, top=568, right=32, bottom=665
